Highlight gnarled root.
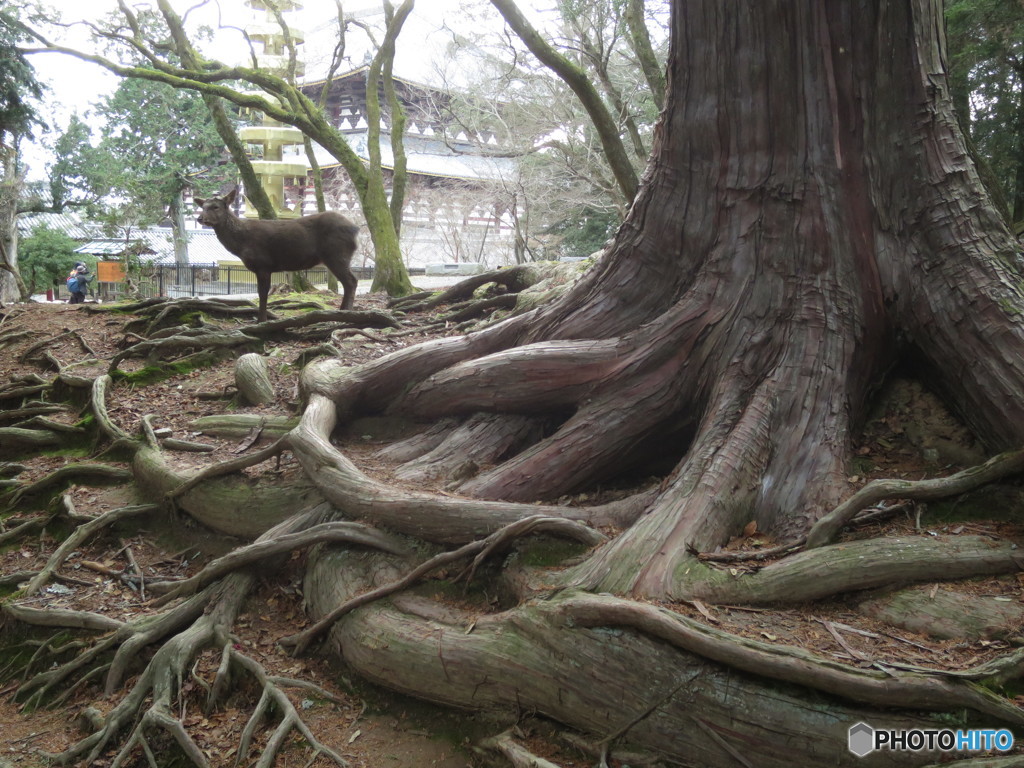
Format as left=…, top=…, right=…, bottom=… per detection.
left=306, top=549, right=1024, bottom=767
left=9, top=588, right=212, bottom=712
left=475, top=729, right=564, bottom=768
left=243, top=307, right=399, bottom=339
left=3, top=463, right=133, bottom=508
left=224, top=649, right=349, bottom=768
left=22, top=502, right=160, bottom=596
left=46, top=577, right=247, bottom=767
left=15, top=507, right=362, bottom=767
left=389, top=263, right=544, bottom=313
left=282, top=515, right=605, bottom=655
left=686, top=534, right=1024, bottom=605
left=150, top=520, right=410, bottom=605
left=107, top=329, right=261, bottom=376
left=805, top=448, right=1024, bottom=548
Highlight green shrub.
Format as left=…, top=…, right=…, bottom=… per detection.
left=19, top=225, right=92, bottom=293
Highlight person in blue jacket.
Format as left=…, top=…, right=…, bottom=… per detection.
left=66, top=264, right=92, bottom=304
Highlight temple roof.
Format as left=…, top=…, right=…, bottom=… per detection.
left=309, top=130, right=516, bottom=182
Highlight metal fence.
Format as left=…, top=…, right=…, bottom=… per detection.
left=58, top=263, right=375, bottom=302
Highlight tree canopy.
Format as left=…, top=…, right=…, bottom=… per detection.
left=0, top=5, right=44, bottom=145
left=91, top=77, right=229, bottom=223
left=946, top=0, right=1024, bottom=224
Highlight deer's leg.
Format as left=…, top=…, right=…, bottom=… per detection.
left=256, top=272, right=271, bottom=323
left=325, top=259, right=357, bottom=310
left=339, top=267, right=357, bottom=310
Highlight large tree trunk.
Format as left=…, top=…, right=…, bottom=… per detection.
left=0, top=148, right=27, bottom=304
left=336, top=0, right=1024, bottom=598
left=289, top=0, right=1024, bottom=757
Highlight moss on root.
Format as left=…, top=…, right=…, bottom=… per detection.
left=111, top=361, right=198, bottom=387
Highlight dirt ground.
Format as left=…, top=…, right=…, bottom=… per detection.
left=1, top=294, right=1023, bottom=766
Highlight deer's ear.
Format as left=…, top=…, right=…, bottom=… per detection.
left=193, top=198, right=205, bottom=208
left=225, top=187, right=238, bottom=205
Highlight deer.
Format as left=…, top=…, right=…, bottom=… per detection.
left=194, top=187, right=359, bottom=323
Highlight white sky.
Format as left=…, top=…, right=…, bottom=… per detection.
left=23, top=0, right=528, bottom=179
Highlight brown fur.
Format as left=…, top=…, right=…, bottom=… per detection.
left=194, top=188, right=359, bottom=322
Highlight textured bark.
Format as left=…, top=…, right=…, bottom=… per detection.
left=305, top=549, right=1020, bottom=768
left=132, top=445, right=322, bottom=539
left=858, top=587, right=1024, bottom=641
left=234, top=353, right=274, bottom=406
left=190, top=414, right=297, bottom=439
left=391, top=413, right=545, bottom=487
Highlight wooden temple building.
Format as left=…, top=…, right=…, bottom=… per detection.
left=293, top=66, right=521, bottom=270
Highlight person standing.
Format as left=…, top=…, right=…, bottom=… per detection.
left=66, top=264, right=92, bottom=304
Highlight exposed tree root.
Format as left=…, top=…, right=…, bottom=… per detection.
left=90, top=374, right=132, bottom=443
left=118, top=297, right=265, bottom=336
left=163, top=436, right=289, bottom=504
left=242, top=307, right=399, bottom=338
left=389, top=264, right=542, bottom=313
left=300, top=311, right=534, bottom=413
left=696, top=539, right=806, bottom=563
left=686, top=535, right=1024, bottom=605
left=0, top=382, right=51, bottom=401
left=390, top=412, right=545, bottom=487
left=857, top=586, right=1024, bottom=642
left=159, top=438, right=216, bottom=453
left=559, top=594, right=1024, bottom=721
left=0, top=426, right=63, bottom=458
left=806, top=448, right=1024, bottom=548
left=0, top=327, right=33, bottom=348
left=43, top=579, right=244, bottom=767
left=307, top=549, right=1021, bottom=767
left=107, top=328, right=262, bottom=376
left=132, top=443, right=323, bottom=539
left=437, top=293, right=518, bottom=325
left=18, top=328, right=97, bottom=363
left=0, top=512, right=51, bottom=546
left=12, top=416, right=86, bottom=437
left=4, top=603, right=127, bottom=634
left=559, top=731, right=665, bottom=768
left=291, top=342, right=344, bottom=368
left=150, top=520, right=410, bottom=605
left=5, top=512, right=357, bottom=767
left=373, top=417, right=460, bottom=463
left=0, top=372, right=50, bottom=402
left=289, top=393, right=651, bottom=542
left=190, top=413, right=297, bottom=439
left=225, top=649, right=349, bottom=768
left=0, top=404, right=66, bottom=425
left=475, top=729, right=564, bottom=768
left=282, top=515, right=605, bottom=655
left=84, top=297, right=175, bottom=315
left=3, top=463, right=133, bottom=508
left=234, top=352, right=275, bottom=405
left=5, top=3, right=1024, bottom=764
left=22, top=503, right=160, bottom=596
